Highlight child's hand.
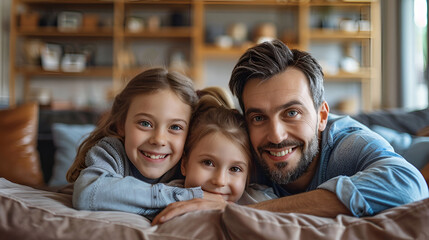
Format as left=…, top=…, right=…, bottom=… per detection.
left=151, top=198, right=228, bottom=225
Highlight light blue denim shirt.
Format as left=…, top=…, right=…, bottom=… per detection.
left=269, top=114, right=428, bottom=217
left=73, top=137, right=203, bottom=219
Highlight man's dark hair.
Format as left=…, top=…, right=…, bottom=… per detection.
left=229, top=39, right=325, bottom=111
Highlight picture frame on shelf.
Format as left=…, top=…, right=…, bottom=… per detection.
left=58, top=11, right=83, bottom=32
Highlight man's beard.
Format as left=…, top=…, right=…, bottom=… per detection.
left=256, top=134, right=319, bottom=185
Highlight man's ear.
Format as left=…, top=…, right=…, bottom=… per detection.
left=181, top=156, right=187, bottom=176
left=317, top=101, right=329, bottom=132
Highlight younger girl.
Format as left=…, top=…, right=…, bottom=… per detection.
left=66, top=68, right=205, bottom=219
left=181, top=87, right=251, bottom=203
left=152, top=87, right=276, bottom=224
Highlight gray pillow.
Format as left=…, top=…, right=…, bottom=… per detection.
left=371, top=125, right=429, bottom=169
left=49, top=123, right=95, bottom=186
left=352, top=108, right=429, bottom=135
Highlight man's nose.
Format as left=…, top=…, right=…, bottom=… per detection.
left=267, top=119, right=288, bottom=144
left=149, top=128, right=167, bottom=146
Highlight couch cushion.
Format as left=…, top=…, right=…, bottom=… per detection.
left=37, top=109, right=103, bottom=183
left=352, top=108, right=429, bottom=135
left=49, top=123, right=95, bottom=186
left=421, top=162, right=429, bottom=186
left=0, top=178, right=152, bottom=239
left=0, top=103, right=43, bottom=187
left=417, top=125, right=429, bottom=136
left=0, top=178, right=225, bottom=240
left=223, top=198, right=429, bottom=239
left=370, top=125, right=429, bottom=170
left=0, top=177, right=428, bottom=240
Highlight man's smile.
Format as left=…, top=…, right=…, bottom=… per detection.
left=263, top=146, right=297, bottom=162
left=268, top=147, right=294, bottom=157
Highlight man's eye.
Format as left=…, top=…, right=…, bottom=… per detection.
left=287, top=110, right=298, bottom=117
left=139, top=120, right=152, bottom=128
left=230, top=166, right=242, bottom=173
left=170, top=124, right=183, bottom=131
left=253, top=115, right=265, bottom=122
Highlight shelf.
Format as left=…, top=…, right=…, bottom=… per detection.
left=9, top=0, right=381, bottom=112
left=15, top=66, right=113, bottom=77
left=121, top=66, right=192, bottom=79
left=123, top=27, right=193, bottom=38
left=17, top=27, right=113, bottom=37
left=202, top=43, right=299, bottom=58
left=124, top=0, right=193, bottom=4
left=309, top=1, right=372, bottom=7
left=309, top=29, right=371, bottom=39
left=202, top=0, right=300, bottom=6
left=18, top=0, right=114, bottom=4
left=324, top=69, right=371, bottom=81
left=202, top=45, right=254, bottom=58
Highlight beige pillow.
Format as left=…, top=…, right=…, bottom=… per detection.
left=0, top=103, right=44, bottom=186
left=0, top=178, right=224, bottom=240
left=223, top=199, right=429, bottom=239
left=0, top=178, right=152, bottom=239
left=1, top=177, right=428, bottom=240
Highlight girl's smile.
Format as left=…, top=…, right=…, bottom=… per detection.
left=140, top=150, right=169, bottom=161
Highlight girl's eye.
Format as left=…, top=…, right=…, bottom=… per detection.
left=169, top=124, right=183, bottom=131
left=139, top=120, right=152, bottom=128
left=230, top=166, right=242, bottom=173
left=202, top=160, right=214, bottom=167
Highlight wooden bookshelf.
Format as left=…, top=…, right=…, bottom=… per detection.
left=9, top=0, right=381, bottom=111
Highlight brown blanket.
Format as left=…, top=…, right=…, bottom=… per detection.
left=0, top=178, right=428, bottom=240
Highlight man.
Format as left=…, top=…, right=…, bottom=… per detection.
left=228, top=39, right=428, bottom=217
left=152, top=40, right=428, bottom=224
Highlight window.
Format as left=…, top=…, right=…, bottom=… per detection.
left=413, top=0, right=428, bottom=109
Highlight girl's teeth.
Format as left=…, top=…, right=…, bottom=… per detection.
left=143, top=152, right=167, bottom=159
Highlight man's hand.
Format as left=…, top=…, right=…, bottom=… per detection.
left=152, top=193, right=228, bottom=225
left=202, top=191, right=225, bottom=201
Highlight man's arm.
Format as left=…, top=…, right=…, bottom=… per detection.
left=152, top=188, right=351, bottom=225
left=314, top=121, right=428, bottom=217
left=247, top=189, right=351, bottom=218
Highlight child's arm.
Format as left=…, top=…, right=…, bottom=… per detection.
left=152, top=184, right=278, bottom=225
left=237, top=183, right=278, bottom=205
left=72, top=137, right=203, bottom=218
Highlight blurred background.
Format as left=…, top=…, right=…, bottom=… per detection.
left=0, top=0, right=427, bottom=114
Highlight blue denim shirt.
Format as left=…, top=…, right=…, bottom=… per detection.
left=73, top=137, right=203, bottom=219
left=269, top=114, right=428, bottom=217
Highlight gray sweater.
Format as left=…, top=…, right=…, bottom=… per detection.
left=72, top=137, right=203, bottom=219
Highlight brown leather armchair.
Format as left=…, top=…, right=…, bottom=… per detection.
left=0, top=103, right=44, bottom=187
